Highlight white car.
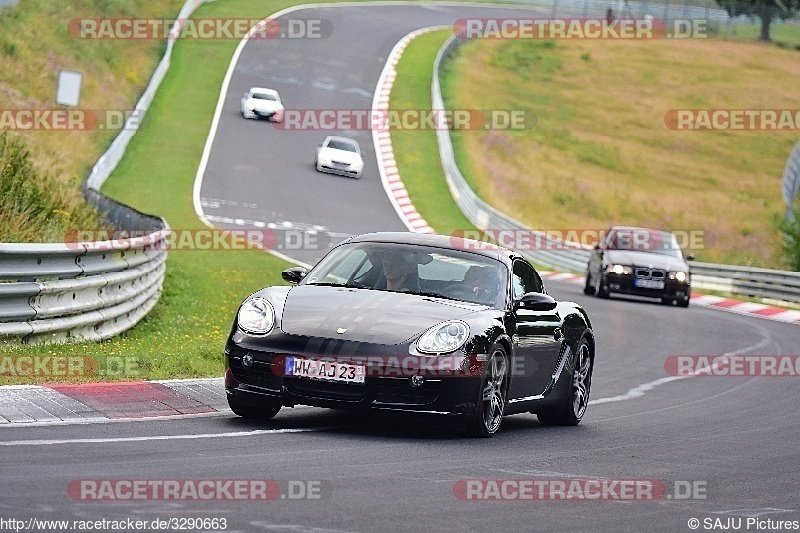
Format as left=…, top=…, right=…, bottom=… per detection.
left=241, top=87, right=284, bottom=122
left=315, top=136, right=364, bottom=178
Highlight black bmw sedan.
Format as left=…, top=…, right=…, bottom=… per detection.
left=224, top=232, right=595, bottom=437
left=584, top=225, right=693, bottom=307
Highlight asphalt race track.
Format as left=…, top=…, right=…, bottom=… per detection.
left=197, top=3, right=566, bottom=265
left=2, top=4, right=799, bottom=533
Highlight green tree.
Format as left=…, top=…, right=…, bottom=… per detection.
left=723, top=0, right=800, bottom=41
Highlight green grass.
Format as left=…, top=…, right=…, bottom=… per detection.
left=442, top=35, right=800, bottom=268
left=0, top=0, right=184, bottom=242
left=720, top=21, right=800, bottom=48
left=389, top=30, right=476, bottom=236
left=0, top=132, right=105, bottom=241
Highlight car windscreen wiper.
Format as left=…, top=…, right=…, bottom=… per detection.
left=405, top=290, right=460, bottom=302
left=306, top=281, right=365, bottom=289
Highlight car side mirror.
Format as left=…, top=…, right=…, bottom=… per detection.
left=281, top=267, right=308, bottom=285
left=514, top=292, right=557, bottom=312
left=686, top=253, right=695, bottom=261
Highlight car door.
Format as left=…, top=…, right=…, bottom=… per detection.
left=506, top=260, right=564, bottom=399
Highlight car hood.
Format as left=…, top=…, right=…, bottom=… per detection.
left=280, top=285, right=481, bottom=344
left=319, top=147, right=361, bottom=164
left=604, top=250, right=688, bottom=271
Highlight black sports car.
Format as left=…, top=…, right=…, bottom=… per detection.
left=584, top=225, right=693, bottom=307
left=224, top=232, right=595, bottom=437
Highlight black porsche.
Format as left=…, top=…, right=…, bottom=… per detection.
left=224, top=232, right=595, bottom=437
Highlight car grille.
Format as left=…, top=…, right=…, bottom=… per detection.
left=331, top=161, right=350, bottom=167
left=634, top=268, right=666, bottom=280
left=286, top=377, right=366, bottom=401
left=285, top=376, right=443, bottom=405
left=229, top=356, right=281, bottom=391
left=373, top=378, right=442, bottom=405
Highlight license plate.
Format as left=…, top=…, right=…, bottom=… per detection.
left=285, top=357, right=365, bottom=384
left=635, top=278, right=665, bottom=289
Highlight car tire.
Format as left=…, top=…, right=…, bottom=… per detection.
left=594, top=274, right=609, bottom=298
left=537, top=338, right=592, bottom=426
left=469, top=343, right=508, bottom=438
left=677, top=295, right=690, bottom=308
left=583, top=273, right=595, bottom=295
left=228, top=395, right=281, bottom=420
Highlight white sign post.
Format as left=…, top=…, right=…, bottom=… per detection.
left=56, top=70, right=82, bottom=107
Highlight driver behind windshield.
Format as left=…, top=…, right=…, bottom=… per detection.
left=463, top=265, right=501, bottom=305
left=380, top=251, right=419, bottom=292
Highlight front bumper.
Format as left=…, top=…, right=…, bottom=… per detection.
left=604, top=272, right=690, bottom=300
left=316, top=163, right=362, bottom=178
left=224, top=343, right=482, bottom=416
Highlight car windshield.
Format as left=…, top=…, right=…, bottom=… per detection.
left=252, top=92, right=277, bottom=101
left=603, top=228, right=685, bottom=258
left=327, top=139, right=357, bottom=152
left=304, top=242, right=507, bottom=308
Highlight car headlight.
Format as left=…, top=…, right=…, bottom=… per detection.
left=237, top=297, right=275, bottom=335
left=607, top=264, right=631, bottom=275
left=416, top=321, right=470, bottom=354
left=670, top=271, right=689, bottom=282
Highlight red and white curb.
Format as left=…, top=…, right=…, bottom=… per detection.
left=0, top=378, right=226, bottom=425
left=372, top=27, right=446, bottom=235
left=539, top=271, right=800, bottom=325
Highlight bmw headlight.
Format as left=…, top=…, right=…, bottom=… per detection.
left=670, top=271, right=689, bottom=282
left=237, top=297, right=275, bottom=335
left=608, top=264, right=631, bottom=275
left=416, top=321, right=470, bottom=354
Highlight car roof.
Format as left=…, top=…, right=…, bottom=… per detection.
left=343, top=232, right=514, bottom=262
left=325, top=135, right=358, bottom=145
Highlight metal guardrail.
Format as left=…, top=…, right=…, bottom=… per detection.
left=0, top=0, right=210, bottom=344
left=524, top=0, right=732, bottom=24
left=0, top=189, right=169, bottom=345
left=690, top=262, right=800, bottom=303
left=432, top=35, right=800, bottom=305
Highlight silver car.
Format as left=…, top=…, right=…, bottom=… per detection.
left=241, top=87, right=284, bottom=122
left=315, top=136, right=364, bottom=178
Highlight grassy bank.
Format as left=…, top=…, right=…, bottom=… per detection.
left=442, top=34, right=800, bottom=268
left=1, top=0, right=306, bottom=385
left=0, top=0, right=185, bottom=242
